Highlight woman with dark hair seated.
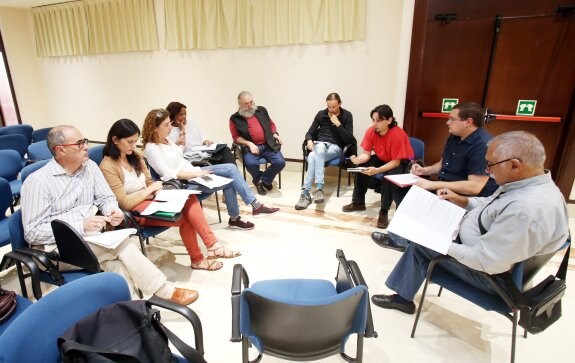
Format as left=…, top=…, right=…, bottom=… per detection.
left=141, top=108, right=279, bottom=231
left=100, top=119, right=239, bottom=271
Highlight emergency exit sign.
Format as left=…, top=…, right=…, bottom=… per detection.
left=516, top=100, right=537, bottom=116
left=441, top=98, right=459, bottom=112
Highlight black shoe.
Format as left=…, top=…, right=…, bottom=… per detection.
left=371, top=294, right=415, bottom=314
left=262, top=182, right=273, bottom=191
left=377, top=210, right=389, bottom=229
left=255, top=182, right=267, bottom=196
left=371, top=232, right=405, bottom=252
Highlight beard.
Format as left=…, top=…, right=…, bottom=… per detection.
left=238, top=103, right=257, bottom=118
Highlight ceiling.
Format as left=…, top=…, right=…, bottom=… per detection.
left=0, top=0, right=68, bottom=9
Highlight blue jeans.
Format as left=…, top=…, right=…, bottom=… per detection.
left=199, top=163, right=257, bottom=218
left=385, top=241, right=500, bottom=301
left=303, top=142, right=341, bottom=190
left=243, top=145, right=285, bottom=185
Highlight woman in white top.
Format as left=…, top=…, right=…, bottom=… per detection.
left=100, top=119, right=240, bottom=270
left=142, top=109, right=280, bottom=231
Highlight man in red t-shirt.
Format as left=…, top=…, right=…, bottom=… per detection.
left=230, top=91, right=285, bottom=196
left=342, top=105, right=413, bottom=228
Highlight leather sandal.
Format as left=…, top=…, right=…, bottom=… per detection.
left=191, top=257, right=223, bottom=271
left=207, top=245, right=241, bottom=259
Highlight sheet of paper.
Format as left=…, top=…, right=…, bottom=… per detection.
left=189, top=144, right=217, bottom=152
left=383, top=173, right=423, bottom=187
left=190, top=174, right=233, bottom=189
left=387, top=185, right=466, bottom=254
left=347, top=167, right=369, bottom=173
left=84, top=228, right=136, bottom=249
left=154, top=189, right=200, bottom=202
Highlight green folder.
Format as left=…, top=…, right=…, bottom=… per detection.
left=153, top=211, right=177, bottom=217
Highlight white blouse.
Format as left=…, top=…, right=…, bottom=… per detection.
left=144, top=139, right=200, bottom=181
left=123, top=166, right=147, bottom=195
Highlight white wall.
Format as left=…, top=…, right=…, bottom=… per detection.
left=0, top=0, right=414, bottom=159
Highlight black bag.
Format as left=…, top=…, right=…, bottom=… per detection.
left=58, top=300, right=206, bottom=363
left=162, top=179, right=188, bottom=190
left=518, top=275, right=565, bottom=334
left=0, top=287, right=17, bottom=322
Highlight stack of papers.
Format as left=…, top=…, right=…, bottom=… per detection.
left=140, top=190, right=200, bottom=216
left=383, top=173, right=423, bottom=187
left=347, top=167, right=369, bottom=173
left=189, top=144, right=218, bottom=152
left=84, top=228, right=137, bottom=249
left=387, top=185, right=466, bottom=254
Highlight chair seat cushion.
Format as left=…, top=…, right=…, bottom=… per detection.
left=8, top=180, right=21, bottom=196
left=0, top=219, right=10, bottom=247
left=251, top=279, right=336, bottom=303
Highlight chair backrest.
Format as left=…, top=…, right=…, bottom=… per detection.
left=21, top=159, right=50, bottom=183
left=0, top=178, right=11, bottom=223
left=87, top=144, right=105, bottom=165
left=0, top=124, right=33, bottom=145
left=0, top=149, right=24, bottom=182
left=27, top=140, right=53, bottom=161
left=51, top=220, right=101, bottom=273
left=8, top=209, right=28, bottom=250
left=409, top=137, right=425, bottom=163
left=0, top=134, right=29, bottom=159
left=243, top=285, right=368, bottom=360
left=0, top=272, right=131, bottom=362
left=515, top=241, right=569, bottom=287
left=31, top=127, right=53, bottom=143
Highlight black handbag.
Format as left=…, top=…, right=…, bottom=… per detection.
left=162, top=179, right=188, bottom=190
left=58, top=300, right=206, bottom=363
left=0, top=287, right=17, bottom=322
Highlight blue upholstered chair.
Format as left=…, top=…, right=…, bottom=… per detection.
left=301, top=141, right=356, bottom=197
left=0, top=124, right=33, bottom=145
left=0, top=134, right=29, bottom=166
left=0, top=272, right=206, bottom=362
left=31, top=127, right=53, bottom=143
left=411, top=240, right=571, bottom=363
left=0, top=149, right=23, bottom=212
left=0, top=210, right=98, bottom=299
left=20, top=159, right=50, bottom=183
left=27, top=140, right=53, bottom=161
left=231, top=250, right=377, bottom=362
left=0, top=178, right=13, bottom=247
left=87, top=144, right=105, bottom=165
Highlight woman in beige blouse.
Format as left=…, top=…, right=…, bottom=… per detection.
left=100, top=119, right=240, bottom=271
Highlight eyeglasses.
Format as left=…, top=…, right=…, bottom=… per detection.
left=53, top=138, right=89, bottom=150
left=447, top=117, right=466, bottom=122
left=485, top=158, right=517, bottom=170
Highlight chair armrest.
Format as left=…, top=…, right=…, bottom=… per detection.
left=3, top=251, right=45, bottom=299
left=147, top=296, right=205, bottom=356
left=348, top=260, right=378, bottom=338
left=15, top=247, right=64, bottom=286
left=122, top=210, right=144, bottom=234
left=230, top=264, right=249, bottom=342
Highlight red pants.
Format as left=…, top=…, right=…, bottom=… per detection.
left=133, top=195, right=217, bottom=264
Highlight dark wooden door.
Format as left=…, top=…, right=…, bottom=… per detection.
left=404, top=0, right=575, bottom=199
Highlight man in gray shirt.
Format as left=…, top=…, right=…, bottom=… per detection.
left=371, top=131, right=569, bottom=314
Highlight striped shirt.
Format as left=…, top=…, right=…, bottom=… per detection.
left=20, top=158, right=118, bottom=245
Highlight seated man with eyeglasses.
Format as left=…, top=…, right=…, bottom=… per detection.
left=371, top=131, right=569, bottom=314
left=20, top=125, right=200, bottom=305
left=372, top=101, right=498, bottom=251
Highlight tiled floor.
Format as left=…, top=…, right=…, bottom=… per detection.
left=1, top=163, right=573, bottom=362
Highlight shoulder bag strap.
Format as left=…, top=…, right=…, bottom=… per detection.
left=59, top=340, right=140, bottom=363
left=154, top=319, right=207, bottom=363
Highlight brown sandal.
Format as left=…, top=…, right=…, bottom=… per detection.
left=191, top=257, right=223, bottom=271
left=207, top=245, right=241, bottom=259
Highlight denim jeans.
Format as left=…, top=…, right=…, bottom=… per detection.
left=303, top=142, right=341, bottom=190
left=200, top=163, right=257, bottom=218
left=243, top=145, right=286, bottom=185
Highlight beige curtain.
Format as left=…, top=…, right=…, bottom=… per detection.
left=32, top=2, right=89, bottom=57
left=165, top=0, right=366, bottom=50
left=85, top=0, right=158, bottom=54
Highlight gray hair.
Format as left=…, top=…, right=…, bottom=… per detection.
left=488, top=131, right=546, bottom=168
left=237, top=91, right=252, bottom=103
left=47, top=125, right=72, bottom=156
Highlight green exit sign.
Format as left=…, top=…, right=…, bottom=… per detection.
left=516, top=100, right=537, bottom=116
left=441, top=98, right=459, bottom=112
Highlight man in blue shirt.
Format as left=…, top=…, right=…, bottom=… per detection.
left=372, top=101, right=498, bottom=249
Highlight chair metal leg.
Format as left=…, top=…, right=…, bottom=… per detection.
left=411, top=275, right=433, bottom=337
left=138, top=236, right=147, bottom=257
left=337, top=168, right=342, bottom=197
left=510, top=309, right=518, bottom=363
left=215, top=191, right=222, bottom=223
left=278, top=171, right=281, bottom=189
left=437, top=286, right=443, bottom=297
